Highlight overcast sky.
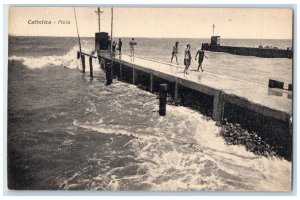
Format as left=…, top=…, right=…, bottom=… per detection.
left=9, top=7, right=292, bottom=39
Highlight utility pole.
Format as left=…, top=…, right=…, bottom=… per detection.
left=212, top=24, right=215, bottom=36
left=110, top=7, right=113, bottom=56
left=95, top=7, right=103, bottom=33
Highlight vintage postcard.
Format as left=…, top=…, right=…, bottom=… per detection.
left=7, top=6, right=293, bottom=191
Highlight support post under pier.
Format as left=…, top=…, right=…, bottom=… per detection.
left=133, top=69, right=138, bottom=84
left=212, top=90, right=225, bottom=121
left=174, top=81, right=179, bottom=99
left=150, top=73, right=153, bottom=93
left=119, top=63, right=122, bottom=80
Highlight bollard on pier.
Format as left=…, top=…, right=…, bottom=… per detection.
left=288, top=84, right=292, bottom=91
left=89, top=56, right=93, bottom=78
left=105, top=59, right=113, bottom=85
left=159, top=84, right=167, bottom=116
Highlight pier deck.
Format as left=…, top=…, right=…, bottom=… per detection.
left=101, top=53, right=292, bottom=123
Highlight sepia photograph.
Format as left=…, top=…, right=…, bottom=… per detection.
left=7, top=6, right=293, bottom=192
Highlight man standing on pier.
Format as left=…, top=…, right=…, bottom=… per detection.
left=171, top=41, right=179, bottom=64
left=183, top=44, right=192, bottom=74
left=195, top=47, right=208, bottom=72
left=129, top=38, right=137, bottom=57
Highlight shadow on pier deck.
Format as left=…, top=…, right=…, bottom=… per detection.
left=100, top=53, right=293, bottom=160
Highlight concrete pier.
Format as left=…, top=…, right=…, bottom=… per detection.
left=102, top=54, right=291, bottom=118
left=100, top=53, right=292, bottom=151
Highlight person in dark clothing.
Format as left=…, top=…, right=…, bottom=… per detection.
left=118, top=38, right=122, bottom=55
left=195, top=48, right=208, bottom=72
left=112, top=41, right=116, bottom=52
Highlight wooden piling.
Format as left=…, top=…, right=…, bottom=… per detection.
left=159, top=84, right=167, bottom=116
left=89, top=56, right=93, bottom=78
left=81, top=54, right=85, bottom=73
left=212, top=90, right=225, bottom=121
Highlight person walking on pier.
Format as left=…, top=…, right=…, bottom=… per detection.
left=183, top=44, right=192, bottom=74
left=129, top=38, right=137, bottom=57
left=171, top=42, right=179, bottom=64
left=195, top=47, right=208, bottom=72
left=118, top=38, right=122, bottom=58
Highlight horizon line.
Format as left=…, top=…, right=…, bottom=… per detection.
left=7, top=34, right=293, bottom=40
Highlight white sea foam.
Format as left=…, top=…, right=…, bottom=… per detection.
left=73, top=101, right=291, bottom=191
left=65, top=73, right=291, bottom=191
left=9, top=44, right=99, bottom=71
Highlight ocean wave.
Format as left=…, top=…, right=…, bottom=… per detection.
left=8, top=44, right=99, bottom=70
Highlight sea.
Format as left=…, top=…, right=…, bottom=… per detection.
left=7, top=36, right=292, bottom=191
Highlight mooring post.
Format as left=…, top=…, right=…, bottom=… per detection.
left=81, top=54, right=85, bottom=73
left=159, top=84, right=167, bottom=116
left=174, top=81, right=179, bottom=99
left=89, top=56, right=93, bottom=78
left=212, top=90, right=225, bottom=121
left=150, top=73, right=153, bottom=93
left=288, top=84, right=292, bottom=91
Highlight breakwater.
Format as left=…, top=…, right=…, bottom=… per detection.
left=202, top=43, right=293, bottom=58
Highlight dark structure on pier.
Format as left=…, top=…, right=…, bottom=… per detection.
left=95, top=32, right=110, bottom=51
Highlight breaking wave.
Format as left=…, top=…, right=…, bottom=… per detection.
left=8, top=41, right=98, bottom=71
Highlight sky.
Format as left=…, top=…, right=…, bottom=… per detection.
left=8, top=7, right=293, bottom=39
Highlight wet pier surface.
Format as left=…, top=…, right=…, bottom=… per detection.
left=102, top=53, right=292, bottom=121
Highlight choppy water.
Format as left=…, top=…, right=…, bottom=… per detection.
left=7, top=36, right=292, bottom=191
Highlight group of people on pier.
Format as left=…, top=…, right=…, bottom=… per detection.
left=171, top=42, right=208, bottom=74
left=109, top=37, right=137, bottom=59
left=108, top=38, right=207, bottom=74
